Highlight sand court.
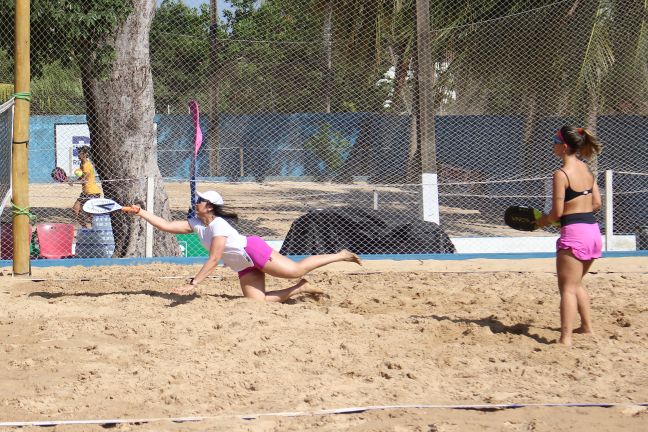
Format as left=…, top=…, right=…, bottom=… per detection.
left=1, top=257, right=647, bottom=431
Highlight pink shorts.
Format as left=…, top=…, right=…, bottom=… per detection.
left=238, top=236, right=273, bottom=278
left=556, top=223, right=602, bottom=261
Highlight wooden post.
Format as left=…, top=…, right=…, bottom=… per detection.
left=416, top=0, right=439, bottom=224
left=12, top=0, right=31, bottom=275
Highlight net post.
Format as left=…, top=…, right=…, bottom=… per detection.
left=12, top=0, right=31, bottom=275
left=145, top=176, right=154, bottom=257
left=604, top=170, right=613, bottom=251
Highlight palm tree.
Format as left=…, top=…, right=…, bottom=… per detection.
left=428, top=0, right=646, bottom=177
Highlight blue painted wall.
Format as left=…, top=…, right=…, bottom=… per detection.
left=28, top=113, right=648, bottom=183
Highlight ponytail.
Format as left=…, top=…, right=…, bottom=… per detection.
left=559, top=125, right=602, bottom=159
left=212, top=204, right=238, bottom=219
left=579, top=128, right=602, bottom=159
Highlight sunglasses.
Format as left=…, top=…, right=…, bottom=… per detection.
left=552, top=133, right=564, bottom=145
left=196, top=197, right=208, bottom=204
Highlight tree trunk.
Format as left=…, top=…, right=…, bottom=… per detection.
left=81, top=0, right=179, bottom=257
left=389, top=45, right=413, bottom=114
left=208, top=0, right=221, bottom=175
left=406, top=38, right=420, bottom=183
left=607, top=0, right=645, bottom=113
left=322, top=0, right=333, bottom=113
left=586, top=90, right=599, bottom=174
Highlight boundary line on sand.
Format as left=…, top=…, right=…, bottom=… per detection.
left=2, top=402, right=647, bottom=428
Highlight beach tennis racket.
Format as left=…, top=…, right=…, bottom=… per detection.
left=83, top=198, right=138, bottom=215
left=51, top=167, right=68, bottom=183
left=504, top=206, right=542, bottom=232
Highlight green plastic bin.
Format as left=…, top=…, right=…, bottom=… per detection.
left=175, top=233, right=208, bottom=257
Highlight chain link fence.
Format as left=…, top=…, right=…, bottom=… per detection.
left=1, top=0, right=647, bottom=260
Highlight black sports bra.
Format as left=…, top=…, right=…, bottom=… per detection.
left=559, top=169, right=593, bottom=202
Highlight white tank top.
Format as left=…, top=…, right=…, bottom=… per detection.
left=188, top=217, right=252, bottom=272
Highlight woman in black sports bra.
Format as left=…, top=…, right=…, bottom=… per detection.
left=536, top=125, right=602, bottom=346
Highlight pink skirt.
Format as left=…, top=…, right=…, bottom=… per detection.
left=238, top=236, right=273, bottom=278
left=556, top=223, right=602, bottom=261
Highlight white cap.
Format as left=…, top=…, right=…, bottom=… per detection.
left=196, top=190, right=224, bottom=206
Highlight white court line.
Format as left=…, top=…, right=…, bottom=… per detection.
left=2, top=402, right=647, bottom=427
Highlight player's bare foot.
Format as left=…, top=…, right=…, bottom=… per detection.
left=340, top=250, right=362, bottom=265
left=558, top=336, right=573, bottom=347
left=573, top=326, right=593, bottom=334
left=295, top=279, right=323, bottom=295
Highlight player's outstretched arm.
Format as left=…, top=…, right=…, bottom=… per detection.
left=172, top=236, right=226, bottom=295
left=122, top=206, right=192, bottom=234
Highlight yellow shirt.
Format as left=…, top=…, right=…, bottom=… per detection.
left=81, top=160, right=102, bottom=195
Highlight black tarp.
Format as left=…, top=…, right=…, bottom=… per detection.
left=280, top=208, right=455, bottom=255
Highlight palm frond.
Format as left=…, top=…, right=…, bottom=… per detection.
left=575, top=2, right=615, bottom=97
left=632, top=0, right=648, bottom=96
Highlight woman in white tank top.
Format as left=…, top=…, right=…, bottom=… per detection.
left=123, top=190, right=361, bottom=302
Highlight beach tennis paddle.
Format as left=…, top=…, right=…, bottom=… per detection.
left=83, top=198, right=138, bottom=215
left=504, top=206, right=542, bottom=232
left=51, top=167, right=68, bottom=183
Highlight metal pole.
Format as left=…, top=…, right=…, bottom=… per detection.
left=145, top=176, right=154, bottom=258
left=12, top=0, right=31, bottom=275
left=416, top=0, right=439, bottom=224
left=239, top=147, right=244, bottom=177
left=604, top=170, right=613, bottom=251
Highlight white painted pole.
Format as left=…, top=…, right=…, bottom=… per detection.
left=604, top=170, right=613, bottom=251
left=422, top=173, right=440, bottom=224
left=373, top=190, right=378, bottom=210
left=145, top=176, right=154, bottom=257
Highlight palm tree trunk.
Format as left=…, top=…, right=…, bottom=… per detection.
left=406, top=39, right=420, bottom=183
left=322, top=0, right=333, bottom=113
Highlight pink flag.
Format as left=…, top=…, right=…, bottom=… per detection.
left=189, top=100, right=203, bottom=156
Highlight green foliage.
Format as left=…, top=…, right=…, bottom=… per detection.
left=31, top=61, right=84, bottom=114
left=150, top=0, right=213, bottom=112
left=304, top=123, right=351, bottom=172
left=0, top=83, right=13, bottom=104
left=1, top=0, right=645, bottom=119
left=0, top=49, right=11, bottom=84
left=218, top=0, right=325, bottom=113
left=35, top=0, right=133, bottom=78
left=0, top=48, right=11, bottom=103
left=0, top=0, right=133, bottom=79
left=0, top=0, right=132, bottom=112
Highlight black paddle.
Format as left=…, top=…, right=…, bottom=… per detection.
left=504, top=205, right=543, bottom=232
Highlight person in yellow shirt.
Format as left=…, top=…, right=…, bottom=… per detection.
left=71, top=146, right=102, bottom=227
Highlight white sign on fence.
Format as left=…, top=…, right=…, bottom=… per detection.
left=54, top=123, right=157, bottom=176
left=54, top=123, right=90, bottom=175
